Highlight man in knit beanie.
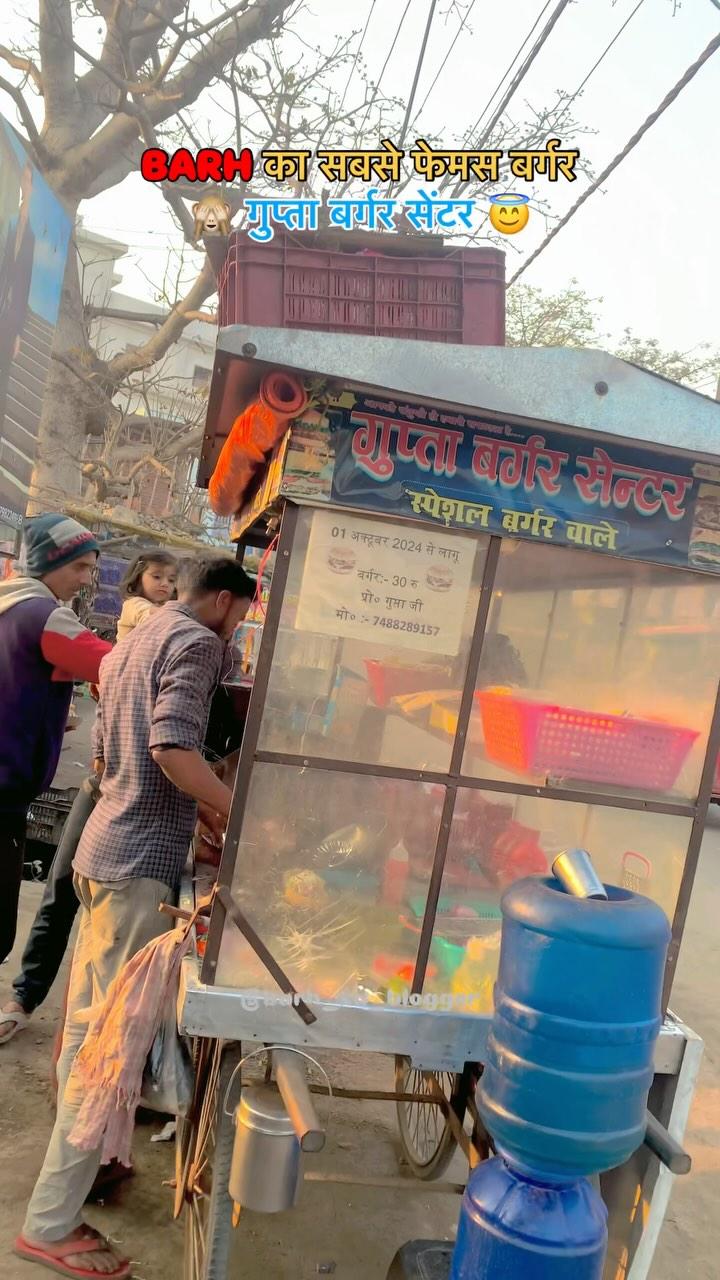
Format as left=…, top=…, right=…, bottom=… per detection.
left=0, top=514, right=112, bottom=980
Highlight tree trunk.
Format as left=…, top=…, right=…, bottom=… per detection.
left=28, top=214, right=102, bottom=514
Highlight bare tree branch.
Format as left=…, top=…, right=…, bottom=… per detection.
left=83, top=139, right=144, bottom=198
left=143, top=0, right=253, bottom=90
left=52, top=347, right=120, bottom=409
left=2, top=1, right=595, bottom=545
left=133, top=106, right=197, bottom=242
left=75, top=1, right=186, bottom=139
left=176, top=107, right=205, bottom=151
left=183, top=309, right=217, bottom=325
left=61, top=0, right=294, bottom=189
left=106, top=257, right=217, bottom=382
left=0, top=43, right=44, bottom=94
left=0, top=74, right=49, bottom=163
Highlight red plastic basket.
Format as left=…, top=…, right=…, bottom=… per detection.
left=476, top=691, right=699, bottom=792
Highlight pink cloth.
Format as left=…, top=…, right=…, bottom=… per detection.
left=68, top=928, right=191, bottom=1166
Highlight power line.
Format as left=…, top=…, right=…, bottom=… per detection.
left=450, top=0, right=573, bottom=194
left=543, top=0, right=648, bottom=165
left=357, top=0, right=415, bottom=136
left=407, top=0, right=479, bottom=132
left=397, top=0, right=440, bottom=150
left=562, top=0, right=648, bottom=118
left=474, top=0, right=574, bottom=147
left=508, top=28, right=720, bottom=286
left=463, top=0, right=554, bottom=145
left=337, top=0, right=379, bottom=118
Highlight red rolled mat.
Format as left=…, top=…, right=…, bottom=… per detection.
left=259, top=369, right=308, bottom=417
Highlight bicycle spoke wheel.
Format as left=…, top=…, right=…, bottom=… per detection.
left=395, top=1055, right=466, bottom=1181
left=175, top=1039, right=242, bottom=1280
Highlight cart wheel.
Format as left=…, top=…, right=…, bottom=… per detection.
left=395, top=1055, right=470, bottom=1181
left=175, top=1038, right=242, bottom=1280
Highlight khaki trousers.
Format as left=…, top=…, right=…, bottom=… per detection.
left=23, top=874, right=173, bottom=1243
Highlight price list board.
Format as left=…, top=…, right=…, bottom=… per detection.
left=295, top=508, right=475, bottom=656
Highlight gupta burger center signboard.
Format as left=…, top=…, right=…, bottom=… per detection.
left=281, top=389, right=720, bottom=577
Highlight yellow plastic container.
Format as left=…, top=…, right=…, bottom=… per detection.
left=430, top=699, right=459, bottom=737
left=450, top=934, right=502, bottom=1015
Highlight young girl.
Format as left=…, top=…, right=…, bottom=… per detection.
left=116, top=550, right=178, bottom=642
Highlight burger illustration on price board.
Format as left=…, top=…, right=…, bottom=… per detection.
left=425, top=563, right=453, bottom=592
left=326, top=546, right=357, bottom=575
left=689, top=484, right=720, bottom=569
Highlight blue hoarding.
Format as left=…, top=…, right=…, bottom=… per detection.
left=0, top=114, right=72, bottom=530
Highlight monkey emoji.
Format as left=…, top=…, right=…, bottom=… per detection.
left=192, top=193, right=232, bottom=241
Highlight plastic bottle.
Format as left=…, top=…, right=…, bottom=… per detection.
left=382, top=840, right=409, bottom=906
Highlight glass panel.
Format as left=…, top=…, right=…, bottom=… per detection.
left=214, top=763, right=443, bottom=1007
left=257, top=507, right=486, bottom=771
left=420, top=788, right=692, bottom=1013
left=463, top=540, right=720, bottom=802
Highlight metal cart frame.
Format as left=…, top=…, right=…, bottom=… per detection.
left=175, top=331, right=720, bottom=1280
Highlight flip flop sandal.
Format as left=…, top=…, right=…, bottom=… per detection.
left=0, top=1009, right=30, bottom=1043
left=13, top=1231, right=131, bottom=1278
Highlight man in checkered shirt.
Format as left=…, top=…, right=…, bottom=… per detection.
left=18, top=556, right=254, bottom=1279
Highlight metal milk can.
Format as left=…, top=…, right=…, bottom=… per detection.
left=229, top=1085, right=302, bottom=1213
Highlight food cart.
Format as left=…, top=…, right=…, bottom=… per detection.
left=176, top=327, right=720, bottom=1280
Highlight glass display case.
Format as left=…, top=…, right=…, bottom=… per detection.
left=183, top=335, right=720, bottom=1280
left=206, top=503, right=720, bottom=1014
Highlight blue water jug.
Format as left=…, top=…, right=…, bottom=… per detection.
left=479, top=877, right=670, bottom=1177
left=449, top=1157, right=607, bottom=1280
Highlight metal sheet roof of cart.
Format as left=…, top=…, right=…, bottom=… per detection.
left=199, top=326, right=720, bottom=489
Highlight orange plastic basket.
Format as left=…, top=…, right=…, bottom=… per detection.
left=476, top=691, right=699, bottom=792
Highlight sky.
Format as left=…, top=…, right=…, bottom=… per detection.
left=0, top=0, right=718, bottom=376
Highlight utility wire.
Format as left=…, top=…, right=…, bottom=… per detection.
left=407, top=0, right=479, bottom=132
left=568, top=0, right=647, bottom=108
left=508, top=28, right=720, bottom=286
left=450, top=0, right=573, bottom=194
left=337, top=0, right=378, bottom=117
left=474, top=0, right=574, bottom=147
left=397, top=0, right=440, bottom=150
left=539, top=0, right=648, bottom=168
left=463, top=0, right=554, bottom=145
left=554, top=0, right=648, bottom=133
left=357, top=0, right=415, bottom=136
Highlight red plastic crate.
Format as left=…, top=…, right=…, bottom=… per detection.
left=218, top=232, right=505, bottom=345
left=476, top=691, right=699, bottom=792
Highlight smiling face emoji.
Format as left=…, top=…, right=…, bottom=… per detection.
left=489, top=193, right=530, bottom=236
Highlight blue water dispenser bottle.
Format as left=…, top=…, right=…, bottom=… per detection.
left=449, top=849, right=671, bottom=1280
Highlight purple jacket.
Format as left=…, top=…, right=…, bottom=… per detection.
left=0, top=577, right=110, bottom=812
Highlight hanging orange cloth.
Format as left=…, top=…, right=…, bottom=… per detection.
left=208, top=370, right=308, bottom=517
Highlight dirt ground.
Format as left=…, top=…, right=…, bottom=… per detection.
left=1, top=702, right=717, bottom=1278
